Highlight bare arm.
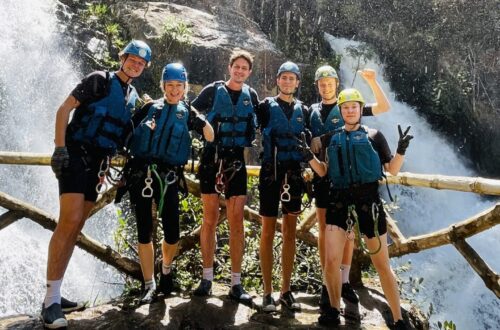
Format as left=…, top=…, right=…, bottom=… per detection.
left=203, top=120, right=214, bottom=142
left=54, top=95, right=80, bottom=147
left=308, top=157, right=328, bottom=177
left=359, top=69, right=390, bottom=115
left=384, top=153, right=405, bottom=176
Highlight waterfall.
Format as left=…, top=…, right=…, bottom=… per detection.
left=325, top=34, right=500, bottom=329
left=0, top=0, right=123, bottom=316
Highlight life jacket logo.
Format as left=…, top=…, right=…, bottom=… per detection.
left=296, top=117, right=303, bottom=123
left=353, top=135, right=363, bottom=140
left=243, top=99, right=251, bottom=106
left=176, top=112, right=184, bottom=119
left=332, top=118, right=340, bottom=124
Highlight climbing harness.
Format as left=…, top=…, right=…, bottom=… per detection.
left=95, top=157, right=110, bottom=194
left=141, top=166, right=154, bottom=198
left=214, top=159, right=243, bottom=194
left=348, top=203, right=382, bottom=255
left=280, top=173, right=291, bottom=202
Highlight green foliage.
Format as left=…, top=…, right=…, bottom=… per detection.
left=437, top=320, right=457, bottom=330
left=159, top=16, right=193, bottom=55
left=81, top=2, right=126, bottom=69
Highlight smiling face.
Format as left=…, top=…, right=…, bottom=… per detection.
left=340, top=101, right=362, bottom=126
left=120, top=54, right=147, bottom=78
left=228, top=57, right=252, bottom=84
left=277, top=72, right=300, bottom=95
left=163, top=80, right=186, bottom=104
left=317, top=77, right=338, bottom=102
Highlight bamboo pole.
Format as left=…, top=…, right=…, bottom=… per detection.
left=0, top=210, right=23, bottom=231
left=3, top=152, right=500, bottom=195
left=0, top=191, right=142, bottom=279
left=387, top=203, right=500, bottom=257
left=450, top=234, right=500, bottom=298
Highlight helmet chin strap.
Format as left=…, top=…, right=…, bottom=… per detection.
left=118, top=55, right=133, bottom=84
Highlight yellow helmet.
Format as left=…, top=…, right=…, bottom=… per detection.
left=338, top=88, right=365, bottom=107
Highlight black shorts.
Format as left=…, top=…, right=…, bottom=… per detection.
left=58, top=147, right=106, bottom=202
left=312, top=175, right=330, bottom=209
left=259, top=161, right=304, bottom=217
left=198, top=146, right=247, bottom=198
left=325, top=183, right=387, bottom=239
left=128, top=164, right=180, bottom=245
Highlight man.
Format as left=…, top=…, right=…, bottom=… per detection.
left=43, top=40, right=151, bottom=328
left=309, top=66, right=390, bottom=310
left=305, top=88, right=412, bottom=328
left=257, top=61, right=310, bottom=312
left=191, top=49, right=258, bottom=304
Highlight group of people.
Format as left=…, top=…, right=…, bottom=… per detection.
left=43, top=39, right=412, bottom=329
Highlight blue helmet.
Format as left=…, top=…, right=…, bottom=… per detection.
left=162, top=63, right=187, bottom=82
left=120, top=40, right=151, bottom=63
left=277, top=61, right=300, bottom=79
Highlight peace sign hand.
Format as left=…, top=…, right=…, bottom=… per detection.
left=396, top=124, right=413, bottom=155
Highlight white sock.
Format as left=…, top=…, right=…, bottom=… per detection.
left=231, top=272, right=241, bottom=287
left=203, top=267, right=214, bottom=281
left=341, top=264, right=350, bottom=284
left=44, top=279, right=62, bottom=307
left=145, top=279, right=156, bottom=290
left=162, top=263, right=171, bottom=275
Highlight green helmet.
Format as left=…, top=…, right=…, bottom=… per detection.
left=314, top=65, right=338, bottom=82
left=338, top=88, right=365, bottom=107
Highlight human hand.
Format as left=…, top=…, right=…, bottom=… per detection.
left=359, top=68, right=376, bottom=82
left=311, top=136, right=322, bottom=154
left=396, top=124, right=413, bottom=155
left=297, top=132, right=315, bottom=162
left=51, top=146, right=69, bottom=178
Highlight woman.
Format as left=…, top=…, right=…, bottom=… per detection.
left=123, top=63, right=213, bottom=303
left=305, top=88, right=412, bottom=328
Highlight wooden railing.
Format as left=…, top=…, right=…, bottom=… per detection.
left=1, top=151, right=499, bottom=298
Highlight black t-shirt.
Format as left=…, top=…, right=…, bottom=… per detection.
left=257, top=96, right=310, bottom=129
left=70, top=71, right=129, bottom=106
left=191, top=80, right=259, bottom=114
left=319, top=127, right=392, bottom=165
left=314, top=102, right=373, bottom=123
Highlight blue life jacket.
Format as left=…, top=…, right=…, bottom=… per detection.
left=262, top=97, right=305, bottom=162
left=326, top=126, right=383, bottom=189
left=68, top=72, right=138, bottom=154
left=206, top=83, right=256, bottom=148
left=309, top=102, right=343, bottom=137
left=129, top=100, right=191, bottom=166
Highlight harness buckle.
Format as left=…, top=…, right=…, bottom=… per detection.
left=141, top=167, right=154, bottom=198
left=280, top=173, right=291, bottom=202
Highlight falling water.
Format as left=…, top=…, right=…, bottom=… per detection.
left=0, top=0, right=124, bottom=316
left=325, top=34, right=500, bottom=329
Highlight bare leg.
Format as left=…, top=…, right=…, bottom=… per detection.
left=138, top=242, right=154, bottom=282
left=366, top=234, right=402, bottom=321
left=226, top=195, right=247, bottom=274
left=324, top=225, right=347, bottom=310
left=200, top=194, right=220, bottom=269
left=47, top=194, right=93, bottom=280
left=260, top=216, right=277, bottom=295
left=280, top=213, right=297, bottom=293
left=161, top=240, right=178, bottom=266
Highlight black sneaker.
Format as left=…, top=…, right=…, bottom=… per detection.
left=318, top=306, right=340, bottom=326
left=262, top=294, right=277, bottom=313
left=61, top=297, right=85, bottom=313
left=228, top=284, right=253, bottom=305
left=159, top=272, right=174, bottom=295
left=193, top=279, right=212, bottom=296
left=341, top=282, right=359, bottom=304
left=279, top=291, right=301, bottom=311
left=41, top=303, right=67, bottom=329
left=319, top=285, right=330, bottom=312
left=140, top=286, right=156, bottom=304
left=393, top=319, right=407, bottom=330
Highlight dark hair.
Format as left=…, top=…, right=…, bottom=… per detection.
left=229, top=48, right=254, bottom=70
